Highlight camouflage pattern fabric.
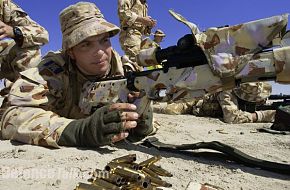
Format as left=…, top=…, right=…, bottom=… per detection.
left=0, top=2, right=126, bottom=148
left=163, top=95, right=222, bottom=118
left=274, top=45, right=290, bottom=83
left=217, top=88, right=275, bottom=124
left=60, top=2, right=120, bottom=51
left=233, top=82, right=271, bottom=103
left=217, top=90, right=255, bottom=123
left=0, top=0, right=49, bottom=81
left=118, top=0, right=148, bottom=61
left=164, top=82, right=275, bottom=124
left=194, top=94, right=223, bottom=118
left=281, top=30, right=290, bottom=47
left=137, top=14, right=290, bottom=89
left=162, top=99, right=198, bottom=115
left=169, top=11, right=289, bottom=87
left=140, top=37, right=162, bottom=70
left=1, top=50, right=124, bottom=148
left=0, top=39, right=42, bottom=81
left=140, top=37, right=160, bottom=49
left=199, top=14, right=288, bottom=85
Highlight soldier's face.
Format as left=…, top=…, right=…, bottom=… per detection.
left=154, top=36, right=164, bottom=43
left=68, top=33, right=112, bottom=77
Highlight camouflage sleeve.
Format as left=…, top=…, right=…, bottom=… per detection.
left=140, top=37, right=155, bottom=49
left=118, top=0, right=138, bottom=26
left=0, top=67, right=73, bottom=148
left=217, top=90, right=254, bottom=124
left=1, top=0, right=49, bottom=48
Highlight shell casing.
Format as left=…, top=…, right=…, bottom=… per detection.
left=92, top=178, right=121, bottom=190
left=139, top=155, right=162, bottom=167
left=111, top=154, right=137, bottom=163
left=148, top=164, right=173, bottom=177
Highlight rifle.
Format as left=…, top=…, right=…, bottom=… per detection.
left=79, top=11, right=290, bottom=116
left=256, top=94, right=290, bottom=110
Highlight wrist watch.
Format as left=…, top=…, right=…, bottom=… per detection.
left=13, top=26, right=24, bottom=43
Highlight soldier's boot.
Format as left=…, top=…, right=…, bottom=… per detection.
left=271, top=106, right=290, bottom=131
left=163, top=100, right=197, bottom=115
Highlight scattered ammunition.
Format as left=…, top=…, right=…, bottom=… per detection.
left=139, top=155, right=162, bottom=167
left=113, top=167, right=142, bottom=182
left=141, top=167, right=161, bottom=179
left=92, top=169, right=124, bottom=185
left=75, top=154, right=174, bottom=190
left=92, top=178, right=121, bottom=190
left=130, top=163, right=143, bottom=170
left=122, top=179, right=152, bottom=190
left=122, top=182, right=150, bottom=190
left=148, top=164, right=173, bottom=177
left=121, top=182, right=140, bottom=190
left=106, top=173, right=124, bottom=186
left=105, top=162, right=121, bottom=171
left=106, top=162, right=143, bottom=171
left=111, top=154, right=137, bottom=163
left=96, top=173, right=124, bottom=186
left=122, top=166, right=146, bottom=178
left=147, top=175, right=172, bottom=188
left=75, top=182, right=105, bottom=190
left=121, top=163, right=143, bottom=171
left=93, top=168, right=110, bottom=178
left=137, top=176, right=152, bottom=189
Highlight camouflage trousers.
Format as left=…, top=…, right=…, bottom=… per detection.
left=159, top=99, right=199, bottom=115
left=119, top=28, right=144, bottom=71
left=0, top=39, right=41, bottom=82
left=160, top=91, right=276, bottom=124
left=217, top=91, right=276, bottom=123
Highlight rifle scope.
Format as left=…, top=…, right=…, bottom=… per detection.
left=155, top=34, right=208, bottom=70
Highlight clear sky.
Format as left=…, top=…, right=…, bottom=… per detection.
left=12, top=0, right=290, bottom=94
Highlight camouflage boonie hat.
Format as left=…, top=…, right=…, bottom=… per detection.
left=154, top=29, right=166, bottom=37
left=233, top=82, right=272, bottom=103
left=60, top=2, right=120, bottom=51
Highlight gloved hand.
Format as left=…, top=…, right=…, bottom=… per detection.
left=125, top=91, right=154, bottom=142
left=58, top=103, right=139, bottom=147
left=255, top=110, right=276, bottom=123
left=127, top=104, right=154, bottom=142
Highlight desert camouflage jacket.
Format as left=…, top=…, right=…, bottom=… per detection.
left=0, top=0, right=48, bottom=48
left=118, top=0, right=148, bottom=29
left=217, top=90, right=254, bottom=123
left=0, top=49, right=123, bottom=148
left=193, top=82, right=275, bottom=123
left=140, top=37, right=160, bottom=49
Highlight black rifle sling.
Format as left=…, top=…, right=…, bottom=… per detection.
left=141, top=137, right=290, bottom=175
left=258, top=127, right=290, bottom=135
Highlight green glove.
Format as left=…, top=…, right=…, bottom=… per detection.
left=58, top=105, right=123, bottom=147
left=127, top=106, right=153, bottom=142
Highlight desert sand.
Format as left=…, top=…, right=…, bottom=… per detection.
left=0, top=103, right=289, bottom=190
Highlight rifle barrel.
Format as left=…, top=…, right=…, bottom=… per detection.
left=268, top=95, right=290, bottom=100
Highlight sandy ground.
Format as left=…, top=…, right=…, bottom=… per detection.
left=0, top=103, right=290, bottom=190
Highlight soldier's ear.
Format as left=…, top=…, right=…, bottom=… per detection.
left=67, top=49, right=75, bottom=60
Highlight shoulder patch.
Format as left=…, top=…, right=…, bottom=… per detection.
left=40, top=61, right=64, bottom=76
